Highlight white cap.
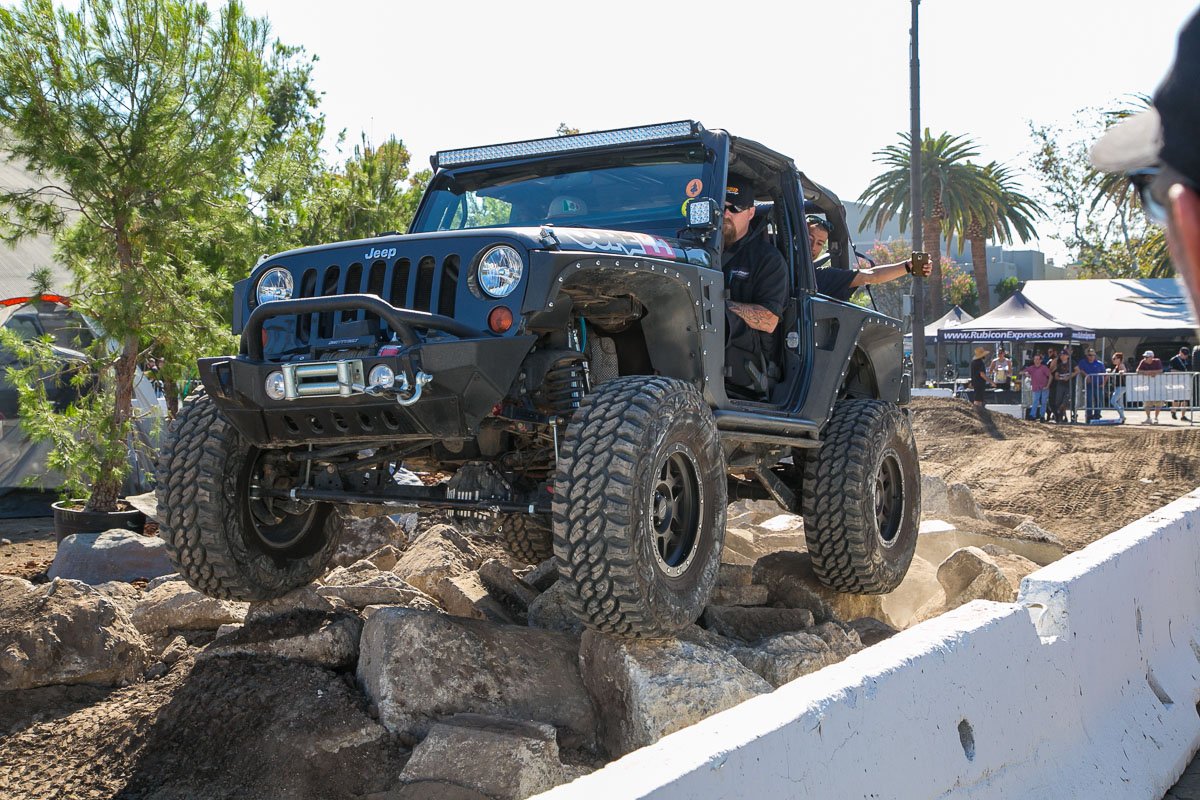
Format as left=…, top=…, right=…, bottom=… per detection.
left=1143, top=350, right=1155, bottom=357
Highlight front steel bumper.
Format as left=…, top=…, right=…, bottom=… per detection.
left=199, top=294, right=536, bottom=448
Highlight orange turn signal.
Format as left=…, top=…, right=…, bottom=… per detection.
left=488, top=306, right=513, bottom=333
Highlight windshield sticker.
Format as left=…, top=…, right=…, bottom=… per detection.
left=686, top=178, right=703, bottom=198
left=558, top=229, right=679, bottom=260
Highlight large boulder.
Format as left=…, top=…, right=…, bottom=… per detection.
left=478, top=559, right=540, bottom=614
left=938, top=547, right=1015, bottom=605
left=317, top=570, right=439, bottom=611
left=358, top=608, right=596, bottom=749
left=329, top=512, right=409, bottom=569
left=947, top=482, right=985, bottom=520
left=753, top=551, right=884, bottom=623
left=578, top=630, right=770, bottom=757
left=527, top=581, right=584, bottom=635
left=246, top=586, right=346, bottom=623
left=700, top=605, right=815, bottom=643
left=847, top=617, right=899, bottom=646
left=920, top=474, right=950, bottom=519
left=48, top=530, right=174, bottom=584
left=434, top=573, right=516, bottom=623
left=131, top=580, right=247, bottom=634
left=914, top=547, right=1015, bottom=623
left=1014, top=519, right=1062, bottom=546
left=392, top=524, right=479, bottom=596
left=729, top=622, right=863, bottom=688
left=399, top=714, right=565, bottom=800
left=0, top=576, right=149, bottom=689
left=203, top=610, right=363, bottom=669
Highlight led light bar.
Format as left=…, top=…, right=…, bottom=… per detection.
left=434, top=121, right=697, bottom=168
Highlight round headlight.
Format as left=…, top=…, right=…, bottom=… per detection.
left=477, top=246, right=523, bottom=298
left=256, top=267, right=293, bottom=305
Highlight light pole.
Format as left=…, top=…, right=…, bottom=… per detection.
left=909, top=0, right=925, bottom=381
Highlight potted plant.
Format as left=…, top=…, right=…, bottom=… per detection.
left=0, top=0, right=266, bottom=534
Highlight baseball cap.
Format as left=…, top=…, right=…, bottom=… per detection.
left=1090, top=9, right=1200, bottom=185
left=725, top=174, right=755, bottom=211
left=1144, top=350, right=1156, bottom=357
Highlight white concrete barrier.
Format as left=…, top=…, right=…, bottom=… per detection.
left=538, top=492, right=1200, bottom=799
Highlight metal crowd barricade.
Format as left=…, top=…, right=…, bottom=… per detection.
left=1057, top=371, right=1200, bottom=424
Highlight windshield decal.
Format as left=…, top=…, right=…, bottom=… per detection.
left=557, top=229, right=680, bottom=261
left=686, top=179, right=703, bottom=197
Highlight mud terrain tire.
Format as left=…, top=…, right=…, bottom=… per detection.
left=801, top=398, right=919, bottom=594
left=493, top=514, right=554, bottom=563
left=156, top=391, right=338, bottom=601
left=553, top=376, right=725, bottom=638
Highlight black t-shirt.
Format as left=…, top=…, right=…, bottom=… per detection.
left=1170, top=354, right=1189, bottom=371
left=721, top=233, right=789, bottom=357
left=970, top=358, right=987, bottom=390
left=815, top=267, right=859, bottom=302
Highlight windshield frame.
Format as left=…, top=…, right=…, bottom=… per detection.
left=410, top=142, right=719, bottom=238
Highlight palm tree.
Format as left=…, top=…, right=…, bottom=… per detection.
left=1085, top=95, right=1171, bottom=278
left=859, top=130, right=988, bottom=319
left=951, top=162, right=1046, bottom=312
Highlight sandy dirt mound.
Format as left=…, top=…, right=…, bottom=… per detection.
left=911, top=396, right=1200, bottom=551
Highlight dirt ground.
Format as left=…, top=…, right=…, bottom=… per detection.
left=3, top=395, right=1200, bottom=798
left=911, top=396, right=1200, bottom=551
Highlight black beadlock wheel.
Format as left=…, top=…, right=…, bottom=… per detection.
left=155, top=390, right=339, bottom=601
left=801, top=398, right=920, bottom=594
left=493, top=514, right=554, bottom=563
left=552, top=376, right=726, bottom=638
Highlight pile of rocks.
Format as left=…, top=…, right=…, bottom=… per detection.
left=0, top=488, right=1056, bottom=799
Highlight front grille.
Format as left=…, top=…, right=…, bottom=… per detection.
left=284, top=252, right=462, bottom=347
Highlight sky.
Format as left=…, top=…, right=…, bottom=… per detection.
left=239, top=0, right=1198, bottom=263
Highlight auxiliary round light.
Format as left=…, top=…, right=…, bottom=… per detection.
left=477, top=245, right=523, bottom=298
left=368, top=364, right=396, bottom=389
left=264, top=370, right=286, bottom=400
left=255, top=267, right=293, bottom=305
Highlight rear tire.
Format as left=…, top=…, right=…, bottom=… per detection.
left=801, top=398, right=919, bottom=594
left=156, top=391, right=339, bottom=601
left=553, top=376, right=725, bottom=638
left=493, top=514, right=554, bottom=563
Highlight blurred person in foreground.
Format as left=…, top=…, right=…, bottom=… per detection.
left=1092, top=8, right=1200, bottom=321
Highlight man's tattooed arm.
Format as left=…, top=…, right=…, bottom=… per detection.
left=728, top=302, right=779, bottom=333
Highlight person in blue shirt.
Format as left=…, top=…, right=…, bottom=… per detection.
left=1074, top=348, right=1107, bottom=422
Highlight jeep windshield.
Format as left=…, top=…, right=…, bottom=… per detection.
left=411, top=146, right=713, bottom=240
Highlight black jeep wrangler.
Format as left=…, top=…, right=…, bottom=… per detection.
left=157, top=121, right=920, bottom=638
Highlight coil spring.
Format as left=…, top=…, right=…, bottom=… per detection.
left=544, top=358, right=587, bottom=415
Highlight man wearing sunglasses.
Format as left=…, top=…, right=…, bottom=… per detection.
left=721, top=174, right=789, bottom=392
left=1091, top=8, right=1200, bottom=314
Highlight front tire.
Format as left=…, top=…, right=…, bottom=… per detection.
left=801, top=399, right=920, bottom=594
left=553, top=377, right=725, bottom=638
left=156, top=391, right=338, bottom=601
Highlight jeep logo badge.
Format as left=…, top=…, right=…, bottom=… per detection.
left=364, top=247, right=398, bottom=260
